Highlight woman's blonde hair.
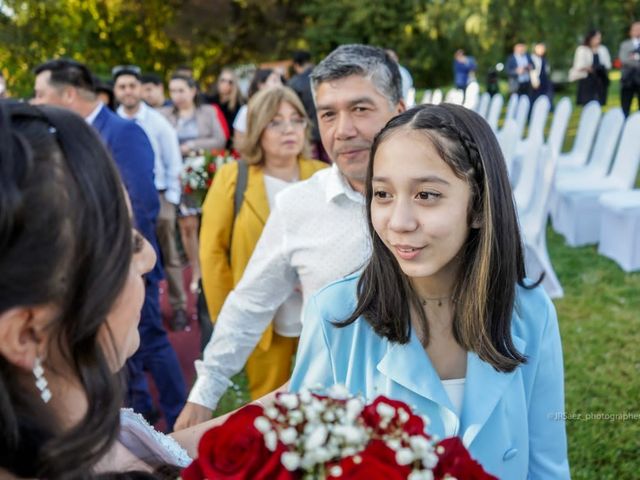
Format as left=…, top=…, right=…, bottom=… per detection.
left=217, top=67, right=243, bottom=111
left=239, top=85, right=311, bottom=165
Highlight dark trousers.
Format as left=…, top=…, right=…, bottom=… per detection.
left=621, top=82, right=640, bottom=117
left=127, top=279, right=186, bottom=431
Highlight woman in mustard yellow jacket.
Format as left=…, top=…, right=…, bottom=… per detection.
left=199, top=86, right=327, bottom=400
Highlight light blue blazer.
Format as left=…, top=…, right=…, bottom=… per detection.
left=290, top=273, right=570, bottom=479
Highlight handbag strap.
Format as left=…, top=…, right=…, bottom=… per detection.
left=228, top=159, right=248, bottom=258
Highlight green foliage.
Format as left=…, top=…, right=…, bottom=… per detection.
left=2, top=0, right=640, bottom=97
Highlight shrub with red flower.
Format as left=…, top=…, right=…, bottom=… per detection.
left=182, top=386, right=497, bottom=480
left=181, top=149, right=238, bottom=206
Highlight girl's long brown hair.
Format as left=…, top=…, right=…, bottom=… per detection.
left=339, top=104, right=540, bottom=372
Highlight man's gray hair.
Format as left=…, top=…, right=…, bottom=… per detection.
left=310, top=44, right=403, bottom=107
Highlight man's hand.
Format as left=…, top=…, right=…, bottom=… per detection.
left=174, top=401, right=214, bottom=431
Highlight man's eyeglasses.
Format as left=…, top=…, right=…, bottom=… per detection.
left=112, top=65, right=142, bottom=77
left=266, top=118, right=307, bottom=132
left=219, top=78, right=234, bottom=84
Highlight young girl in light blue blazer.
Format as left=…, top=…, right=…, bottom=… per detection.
left=290, top=103, right=570, bottom=479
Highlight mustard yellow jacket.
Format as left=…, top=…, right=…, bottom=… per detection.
left=199, top=158, right=328, bottom=350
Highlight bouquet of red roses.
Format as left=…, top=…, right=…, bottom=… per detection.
left=181, top=149, right=239, bottom=205
left=181, top=385, right=496, bottom=479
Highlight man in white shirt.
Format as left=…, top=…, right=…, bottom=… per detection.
left=113, top=66, right=188, bottom=331
left=174, top=44, right=405, bottom=429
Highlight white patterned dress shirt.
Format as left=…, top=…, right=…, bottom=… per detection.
left=189, top=164, right=372, bottom=409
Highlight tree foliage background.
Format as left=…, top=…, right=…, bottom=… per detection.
left=1, top=0, right=639, bottom=97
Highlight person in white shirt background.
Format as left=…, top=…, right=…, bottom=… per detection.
left=113, top=66, right=188, bottom=332
left=174, top=44, right=406, bottom=430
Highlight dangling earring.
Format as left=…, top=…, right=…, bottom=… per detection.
left=33, top=356, right=52, bottom=403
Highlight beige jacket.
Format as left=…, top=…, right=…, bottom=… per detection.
left=569, top=45, right=612, bottom=82
left=161, top=104, right=226, bottom=152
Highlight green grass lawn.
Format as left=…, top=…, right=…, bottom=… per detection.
left=213, top=76, right=640, bottom=478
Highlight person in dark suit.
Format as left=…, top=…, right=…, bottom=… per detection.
left=32, top=58, right=186, bottom=431
left=506, top=43, right=534, bottom=98
left=619, top=21, right=640, bottom=116
left=288, top=50, right=324, bottom=160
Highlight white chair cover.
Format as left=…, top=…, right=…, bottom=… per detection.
left=496, top=119, right=520, bottom=176
left=463, top=81, right=480, bottom=110
left=406, top=87, right=416, bottom=107
left=486, top=93, right=503, bottom=132
left=476, top=92, right=491, bottom=119
left=514, top=96, right=551, bottom=160
left=554, top=108, right=624, bottom=188
left=598, top=190, right=640, bottom=272
left=431, top=88, right=443, bottom=105
left=513, top=95, right=530, bottom=142
left=551, top=111, right=640, bottom=246
left=557, top=101, right=601, bottom=171
left=505, top=93, right=518, bottom=120
left=519, top=144, right=564, bottom=298
left=421, top=89, right=432, bottom=104
left=545, top=97, right=573, bottom=159
left=444, top=88, right=464, bottom=105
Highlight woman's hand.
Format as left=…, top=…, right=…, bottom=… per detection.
left=174, top=401, right=214, bottom=431
left=180, top=142, right=193, bottom=156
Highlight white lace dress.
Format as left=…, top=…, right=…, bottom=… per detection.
left=119, top=409, right=192, bottom=468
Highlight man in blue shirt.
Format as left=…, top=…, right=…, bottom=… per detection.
left=453, top=49, right=477, bottom=90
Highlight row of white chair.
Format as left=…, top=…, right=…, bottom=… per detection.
left=551, top=109, right=640, bottom=248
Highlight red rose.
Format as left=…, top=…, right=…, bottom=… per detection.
left=205, top=178, right=213, bottom=187
left=181, top=404, right=297, bottom=480
left=330, top=440, right=410, bottom=479
left=184, top=185, right=193, bottom=195
left=361, top=396, right=427, bottom=437
left=433, top=437, right=497, bottom=480
left=231, top=149, right=241, bottom=159
left=207, top=163, right=217, bottom=173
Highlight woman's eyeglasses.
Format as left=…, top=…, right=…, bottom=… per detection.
left=219, top=78, right=234, bottom=84
left=266, top=118, right=307, bottom=132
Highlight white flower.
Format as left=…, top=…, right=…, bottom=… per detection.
left=304, top=425, right=328, bottom=450
left=328, top=465, right=343, bottom=477
left=409, top=470, right=434, bottom=480
left=398, top=408, right=410, bottom=424
left=264, top=430, right=278, bottom=451
left=280, top=451, right=301, bottom=471
left=299, top=389, right=313, bottom=404
left=333, top=424, right=366, bottom=444
left=265, top=407, right=280, bottom=419
left=278, top=393, right=300, bottom=410
left=386, top=438, right=402, bottom=451
left=376, top=401, right=396, bottom=420
left=396, top=447, right=415, bottom=466
left=409, top=435, right=431, bottom=455
left=279, top=427, right=298, bottom=445
left=288, top=410, right=304, bottom=425
left=421, top=452, right=439, bottom=469
left=322, top=410, right=336, bottom=422
left=253, top=416, right=271, bottom=433
left=327, top=384, right=351, bottom=400
left=345, top=398, right=364, bottom=420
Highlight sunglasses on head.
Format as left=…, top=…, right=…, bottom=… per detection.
left=112, top=65, right=142, bottom=77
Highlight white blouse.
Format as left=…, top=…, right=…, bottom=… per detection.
left=442, top=378, right=466, bottom=417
